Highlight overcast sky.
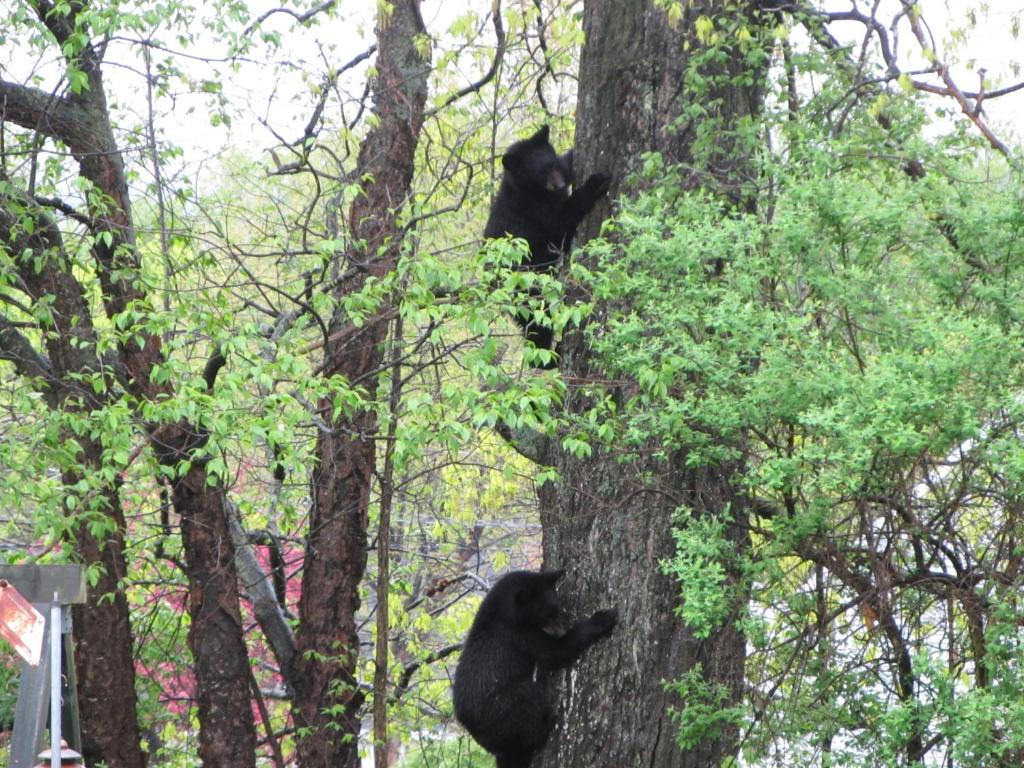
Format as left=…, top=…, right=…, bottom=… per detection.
left=6, top=2, right=1022, bottom=179
left=883, top=0, right=1023, bottom=138
left=161, top=1, right=1024, bottom=170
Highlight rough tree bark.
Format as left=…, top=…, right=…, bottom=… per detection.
left=290, top=2, right=430, bottom=765
left=0, top=2, right=257, bottom=765
left=532, top=2, right=772, bottom=767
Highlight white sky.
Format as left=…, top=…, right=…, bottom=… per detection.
left=862, top=0, right=1024, bottom=140
left=3, top=1, right=1023, bottom=182
left=160, top=1, right=1024, bottom=181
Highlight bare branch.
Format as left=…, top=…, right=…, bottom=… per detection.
left=823, top=8, right=899, bottom=76
left=266, top=44, right=378, bottom=176
left=900, top=0, right=1013, bottom=159
left=786, top=0, right=1020, bottom=159
left=33, top=195, right=92, bottom=227
left=529, top=0, right=559, bottom=114
left=427, top=0, right=506, bottom=117
left=225, top=499, right=297, bottom=676
left=241, top=0, right=339, bottom=41
left=390, top=643, right=462, bottom=703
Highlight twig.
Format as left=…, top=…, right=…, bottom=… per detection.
left=427, top=0, right=505, bottom=116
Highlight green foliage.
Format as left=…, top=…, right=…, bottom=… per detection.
left=665, top=667, right=746, bottom=751
left=581, top=76, right=1024, bottom=763
left=661, top=507, right=738, bottom=637
left=0, top=645, right=19, bottom=734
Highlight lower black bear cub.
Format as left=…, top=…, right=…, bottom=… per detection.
left=484, top=126, right=611, bottom=364
left=452, top=569, right=617, bottom=768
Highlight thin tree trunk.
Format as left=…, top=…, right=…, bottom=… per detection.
left=374, top=312, right=404, bottom=768
left=291, top=2, right=429, bottom=765
left=169, top=467, right=259, bottom=766
left=533, top=2, right=770, bottom=766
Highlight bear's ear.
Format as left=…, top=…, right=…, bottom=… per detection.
left=541, top=569, right=565, bottom=584
left=528, top=125, right=550, bottom=145
left=502, top=149, right=522, bottom=174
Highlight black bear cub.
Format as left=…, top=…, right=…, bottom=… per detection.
left=452, top=569, right=617, bottom=768
left=484, top=126, right=611, bottom=365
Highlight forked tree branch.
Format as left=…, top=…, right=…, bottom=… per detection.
left=899, top=0, right=1013, bottom=158
left=774, top=1, right=1021, bottom=159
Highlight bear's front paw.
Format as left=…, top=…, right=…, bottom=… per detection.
left=585, top=173, right=612, bottom=198
left=590, top=608, right=618, bottom=635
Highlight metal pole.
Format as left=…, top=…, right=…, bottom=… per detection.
left=50, top=594, right=60, bottom=763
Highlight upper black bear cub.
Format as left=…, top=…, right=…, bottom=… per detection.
left=452, top=569, right=617, bottom=768
left=484, top=126, right=611, bottom=364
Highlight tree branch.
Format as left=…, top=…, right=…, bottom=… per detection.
left=389, top=643, right=462, bottom=703
left=900, top=0, right=1013, bottom=159
left=0, top=79, right=80, bottom=139
left=241, top=0, right=339, bottom=41
left=225, top=499, right=297, bottom=675
left=785, top=1, right=1018, bottom=160
left=0, top=315, right=56, bottom=389
left=33, top=195, right=93, bottom=227
left=493, top=417, right=549, bottom=465
left=427, top=0, right=506, bottom=117
left=266, top=45, right=378, bottom=176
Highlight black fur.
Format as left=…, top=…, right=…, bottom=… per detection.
left=484, top=126, right=611, bottom=364
left=452, top=570, right=617, bottom=768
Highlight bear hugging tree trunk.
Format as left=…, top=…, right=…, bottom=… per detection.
left=484, top=126, right=611, bottom=368
left=452, top=570, right=618, bottom=768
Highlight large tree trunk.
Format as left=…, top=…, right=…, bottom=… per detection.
left=290, top=2, right=430, bottom=765
left=56, top=21, right=260, bottom=764
left=534, top=2, right=770, bottom=766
